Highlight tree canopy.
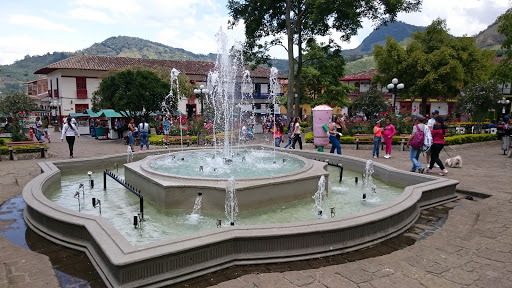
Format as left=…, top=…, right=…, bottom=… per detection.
left=373, top=19, right=495, bottom=115
left=92, top=69, right=171, bottom=120
left=0, top=91, right=38, bottom=116
left=300, top=39, right=352, bottom=108
left=227, top=0, right=421, bottom=119
left=352, top=85, right=389, bottom=119
left=456, top=81, right=502, bottom=132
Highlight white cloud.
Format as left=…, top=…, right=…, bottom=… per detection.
left=0, top=35, right=79, bottom=65
left=8, top=14, right=75, bottom=32
left=68, top=7, right=115, bottom=24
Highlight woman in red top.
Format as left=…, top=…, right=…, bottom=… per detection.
left=383, top=118, right=396, bottom=158
left=427, top=116, right=448, bottom=175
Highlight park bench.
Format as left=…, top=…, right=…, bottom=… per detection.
left=167, top=135, right=191, bottom=147
left=7, top=141, right=48, bottom=160
left=399, top=134, right=411, bottom=151
left=354, top=134, right=384, bottom=150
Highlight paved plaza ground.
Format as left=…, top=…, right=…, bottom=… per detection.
left=0, top=133, right=511, bottom=287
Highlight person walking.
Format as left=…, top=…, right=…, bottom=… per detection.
left=35, top=116, right=44, bottom=142
left=272, top=120, right=284, bottom=147
left=127, top=119, right=135, bottom=152
left=372, top=120, right=383, bottom=158
left=426, top=116, right=448, bottom=175
left=407, top=116, right=426, bottom=173
left=283, top=118, right=295, bottom=149
left=328, top=116, right=346, bottom=155
left=115, top=118, right=123, bottom=139
left=291, top=117, right=302, bottom=150
left=383, top=118, right=396, bottom=158
left=427, top=110, right=439, bottom=167
left=138, top=118, right=150, bottom=151
left=61, top=117, right=79, bottom=158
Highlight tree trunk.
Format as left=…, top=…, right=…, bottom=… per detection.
left=421, top=96, right=428, bottom=116
left=286, top=0, right=294, bottom=122
left=295, top=21, right=303, bottom=118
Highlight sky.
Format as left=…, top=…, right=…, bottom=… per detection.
left=0, top=0, right=511, bottom=66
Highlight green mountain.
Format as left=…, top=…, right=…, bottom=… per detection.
left=0, top=17, right=506, bottom=94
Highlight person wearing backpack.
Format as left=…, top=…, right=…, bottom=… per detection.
left=407, top=116, right=426, bottom=173
left=138, top=118, right=150, bottom=151
left=426, top=116, right=448, bottom=176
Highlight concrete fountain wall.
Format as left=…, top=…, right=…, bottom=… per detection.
left=22, top=145, right=458, bottom=288
left=124, top=151, right=329, bottom=211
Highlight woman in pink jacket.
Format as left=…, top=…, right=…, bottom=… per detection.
left=383, top=118, right=396, bottom=159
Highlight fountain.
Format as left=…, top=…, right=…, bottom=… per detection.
left=21, top=27, right=460, bottom=288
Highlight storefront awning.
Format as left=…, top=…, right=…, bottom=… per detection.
left=99, top=109, right=123, bottom=118
left=69, top=113, right=89, bottom=118
left=85, top=109, right=101, bottom=118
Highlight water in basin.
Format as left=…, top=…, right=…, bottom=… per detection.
left=45, top=164, right=403, bottom=246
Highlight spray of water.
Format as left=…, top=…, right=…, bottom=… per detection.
left=363, top=160, right=378, bottom=201
left=191, top=194, right=203, bottom=215
left=312, top=175, right=327, bottom=217
left=224, top=176, right=238, bottom=224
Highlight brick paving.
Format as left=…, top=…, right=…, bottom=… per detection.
left=0, top=133, right=510, bottom=288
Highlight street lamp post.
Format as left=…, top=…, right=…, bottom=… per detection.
left=498, top=97, right=510, bottom=115
left=387, top=78, right=404, bottom=114
left=193, top=85, right=208, bottom=116
left=51, top=99, right=62, bottom=132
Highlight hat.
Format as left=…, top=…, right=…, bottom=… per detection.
left=432, top=110, right=439, bottom=115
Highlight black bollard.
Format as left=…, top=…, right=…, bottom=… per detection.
left=92, top=197, right=96, bottom=208
left=133, top=215, right=138, bottom=228
left=338, top=164, right=343, bottom=183
left=230, top=222, right=235, bottom=226
left=355, top=176, right=358, bottom=184
left=362, top=193, right=366, bottom=200
left=90, top=179, right=94, bottom=188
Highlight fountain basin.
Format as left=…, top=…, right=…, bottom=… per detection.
left=22, top=145, right=459, bottom=287
left=125, top=150, right=328, bottom=211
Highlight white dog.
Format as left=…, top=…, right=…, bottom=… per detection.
left=444, top=155, right=462, bottom=168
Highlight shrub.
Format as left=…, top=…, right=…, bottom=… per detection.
left=304, top=131, right=314, bottom=143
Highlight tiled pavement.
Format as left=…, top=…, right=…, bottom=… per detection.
left=0, top=134, right=510, bottom=288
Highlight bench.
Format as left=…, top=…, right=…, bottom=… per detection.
left=353, top=134, right=384, bottom=150
left=167, top=135, right=191, bottom=147
left=399, top=134, right=411, bottom=151
left=7, top=141, right=48, bottom=160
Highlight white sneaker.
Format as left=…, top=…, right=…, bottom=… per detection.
left=434, top=163, right=440, bottom=168
left=373, top=155, right=378, bottom=159
left=384, top=154, right=390, bottom=159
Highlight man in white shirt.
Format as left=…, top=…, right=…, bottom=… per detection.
left=427, top=110, right=439, bottom=167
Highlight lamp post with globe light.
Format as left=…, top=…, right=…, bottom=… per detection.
left=387, top=78, right=404, bottom=114
left=498, top=97, right=510, bottom=116
left=193, top=85, right=208, bottom=116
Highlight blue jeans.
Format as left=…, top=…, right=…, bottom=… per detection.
left=410, top=146, right=423, bottom=172
left=35, top=130, right=43, bottom=142
left=128, top=133, right=134, bottom=145
left=372, top=136, right=381, bottom=157
left=274, top=136, right=282, bottom=147
left=140, top=132, right=149, bottom=149
left=283, top=133, right=292, bottom=148
left=329, top=135, right=341, bottom=154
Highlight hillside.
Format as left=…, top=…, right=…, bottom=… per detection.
left=474, top=20, right=506, bottom=50
left=342, top=21, right=426, bottom=56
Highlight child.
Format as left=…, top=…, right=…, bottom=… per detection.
left=29, top=126, right=34, bottom=140
left=44, top=127, right=51, bottom=143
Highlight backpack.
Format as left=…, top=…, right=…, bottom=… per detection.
left=409, top=124, right=425, bottom=149
left=422, top=125, right=433, bottom=151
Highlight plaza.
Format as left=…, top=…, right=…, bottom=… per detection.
left=0, top=135, right=510, bottom=287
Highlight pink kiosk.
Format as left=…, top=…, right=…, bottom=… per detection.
left=312, top=105, right=333, bottom=152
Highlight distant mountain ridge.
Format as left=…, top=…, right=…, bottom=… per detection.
left=0, top=18, right=505, bottom=93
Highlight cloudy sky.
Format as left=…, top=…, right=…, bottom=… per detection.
left=0, top=0, right=510, bottom=66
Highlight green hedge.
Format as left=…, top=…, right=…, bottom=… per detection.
left=310, top=133, right=497, bottom=146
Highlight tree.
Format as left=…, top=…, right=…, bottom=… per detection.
left=92, top=69, right=178, bottom=120
left=352, top=85, right=389, bottom=119
left=227, top=0, right=421, bottom=120
left=456, top=81, right=502, bottom=133
left=0, top=92, right=38, bottom=141
left=0, top=91, right=38, bottom=116
left=373, top=19, right=495, bottom=115
left=300, top=39, right=352, bottom=108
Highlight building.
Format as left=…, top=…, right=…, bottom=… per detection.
left=34, top=55, right=286, bottom=123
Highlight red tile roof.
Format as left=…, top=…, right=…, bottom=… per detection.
left=340, top=69, right=378, bottom=81
left=34, top=55, right=286, bottom=79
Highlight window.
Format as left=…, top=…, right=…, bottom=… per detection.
left=76, top=77, right=87, bottom=99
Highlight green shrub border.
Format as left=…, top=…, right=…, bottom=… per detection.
left=307, top=133, right=497, bottom=145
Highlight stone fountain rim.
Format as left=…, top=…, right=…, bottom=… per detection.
left=139, top=149, right=311, bottom=181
